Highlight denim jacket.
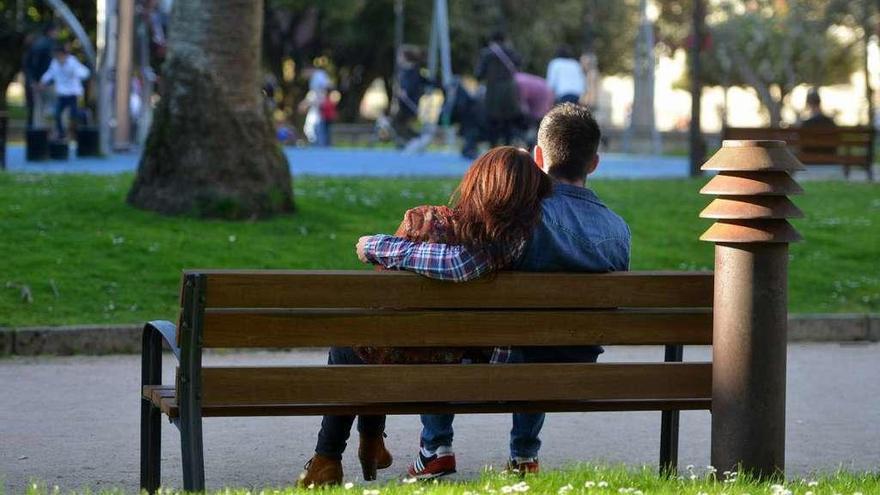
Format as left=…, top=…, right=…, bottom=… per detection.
left=508, top=182, right=631, bottom=363
left=516, top=182, right=630, bottom=273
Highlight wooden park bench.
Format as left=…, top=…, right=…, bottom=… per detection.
left=140, top=269, right=714, bottom=493
left=722, top=126, right=875, bottom=181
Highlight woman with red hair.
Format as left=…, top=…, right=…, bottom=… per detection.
left=299, top=146, right=552, bottom=487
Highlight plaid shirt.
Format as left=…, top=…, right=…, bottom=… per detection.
left=362, top=234, right=494, bottom=282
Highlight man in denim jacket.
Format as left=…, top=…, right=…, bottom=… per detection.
left=358, top=103, right=631, bottom=479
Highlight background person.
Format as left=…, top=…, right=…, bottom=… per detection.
left=392, top=46, right=432, bottom=148
left=38, top=44, right=90, bottom=141
left=23, top=23, right=58, bottom=128
left=514, top=72, right=554, bottom=148
left=476, top=31, right=522, bottom=146
left=801, top=87, right=835, bottom=127
left=546, top=44, right=585, bottom=105
left=300, top=63, right=332, bottom=146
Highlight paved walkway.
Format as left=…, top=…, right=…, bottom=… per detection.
left=6, top=144, right=871, bottom=180
left=2, top=343, right=878, bottom=493
left=4, top=144, right=695, bottom=178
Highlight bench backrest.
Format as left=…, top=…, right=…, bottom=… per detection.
left=176, top=270, right=713, bottom=408
left=722, top=126, right=873, bottom=166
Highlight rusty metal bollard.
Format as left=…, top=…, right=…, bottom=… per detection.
left=699, top=140, right=804, bottom=478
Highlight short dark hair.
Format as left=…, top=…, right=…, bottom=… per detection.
left=537, top=103, right=601, bottom=181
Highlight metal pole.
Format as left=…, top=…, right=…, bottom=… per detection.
left=689, top=0, right=705, bottom=177
left=864, top=1, right=875, bottom=180
left=699, top=140, right=804, bottom=478
left=114, top=0, right=134, bottom=150
left=97, top=0, right=114, bottom=155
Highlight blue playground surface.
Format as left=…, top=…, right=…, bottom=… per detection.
left=4, top=144, right=691, bottom=179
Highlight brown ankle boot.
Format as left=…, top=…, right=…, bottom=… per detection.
left=298, top=454, right=343, bottom=487
left=358, top=433, right=393, bottom=481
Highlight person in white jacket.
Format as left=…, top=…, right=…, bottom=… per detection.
left=38, top=45, right=90, bottom=139
left=546, top=45, right=585, bottom=105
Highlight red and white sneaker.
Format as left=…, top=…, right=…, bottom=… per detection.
left=406, top=445, right=456, bottom=480
left=506, top=457, right=539, bottom=475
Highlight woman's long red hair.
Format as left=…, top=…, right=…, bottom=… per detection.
left=451, top=146, right=552, bottom=268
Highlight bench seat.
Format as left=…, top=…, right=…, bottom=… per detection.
left=143, top=384, right=711, bottom=419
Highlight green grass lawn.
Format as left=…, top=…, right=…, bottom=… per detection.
left=18, top=465, right=880, bottom=495
left=0, top=173, right=878, bottom=327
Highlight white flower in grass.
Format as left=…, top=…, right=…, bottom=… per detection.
left=598, top=481, right=609, bottom=488
left=501, top=486, right=515, bottom=494
left=558, top=483, right=573, bottom=494
left=512, top=481, right=530, bottom=492
left=805, top=491, right=814, bottom=495
left=362, top=489, right=380, bottom=495
left=853, top=492, right=864, bottom=495
left=402, top=477, right=418, bottom=484
left=228, top=235, right=236, bottom=243
left=584, top=481, right=596, bottom=488
left=344, top=482, right=354, bottom=490
left=807, top=481, right=819, bottom=487
left=689, top=474, right=697, bottom=481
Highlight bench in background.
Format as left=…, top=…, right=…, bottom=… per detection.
left=722, top=126, right=874, bottom=180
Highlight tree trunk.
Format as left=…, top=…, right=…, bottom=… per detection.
left=128, top=0, right=293, bottom=219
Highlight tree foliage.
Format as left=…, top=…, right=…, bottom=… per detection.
left=657, top=0, right=866, bottom=126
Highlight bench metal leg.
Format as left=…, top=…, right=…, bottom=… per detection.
left=180, top=410, right=205, bottom=492
left=659, top=344, right=683, bottom=474
left=141, top=326, right=163, bottom=493
left=141, top=401, right=162, bottom=493
left=180, top=274, right=206, bottom=492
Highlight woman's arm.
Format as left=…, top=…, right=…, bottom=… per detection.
left=356, top=234, right=492, bottom=282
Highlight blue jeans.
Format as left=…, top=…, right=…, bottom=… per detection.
left=54, top=95, right=78, bottom=139
left=314, top=347, right=385, bottom=460
left=420, top=346, right=601, bottom=459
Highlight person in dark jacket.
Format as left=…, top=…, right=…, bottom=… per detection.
left=23, top=24, right=58, bottom=128
left=475, top=31, right=522, bottom=146
left=392, top=46, right=432, bottom=147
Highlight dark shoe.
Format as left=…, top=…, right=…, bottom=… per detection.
left=358, top=433, right=393, bottom=481
left=406, top=445, right=456, bottom=480
left=506, top=457, right=539, bottom=476
left=298, top=454, right=343, bottom=487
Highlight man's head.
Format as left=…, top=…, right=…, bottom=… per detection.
left=534, top=103, right=601, bottom=183
left=53, top=43, right=69, bottom=62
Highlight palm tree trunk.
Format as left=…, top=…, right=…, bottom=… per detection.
left=128, top=0, right=293, bottom=219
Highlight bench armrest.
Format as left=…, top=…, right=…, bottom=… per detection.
left=143, top=320, right=180, bottom=360
left=141, top=320, right=179, bottom=391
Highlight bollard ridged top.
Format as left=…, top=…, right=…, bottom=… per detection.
left=700, top=140, right=803, bottom=243
left=702, top=140, right=806, bottom=172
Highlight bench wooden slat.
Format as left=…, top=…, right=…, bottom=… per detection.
left=201, top=309, right=712, bottom=347
left=797, top=153, right=868, bottom=165
left=196, top=271, right=714, bottom=309
left=200, top=363, right=712, bottom=405
left=144, top=385, right=710, bottom=419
